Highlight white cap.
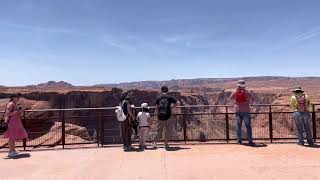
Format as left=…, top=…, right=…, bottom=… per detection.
left=141, top=103, right=149, bottom=109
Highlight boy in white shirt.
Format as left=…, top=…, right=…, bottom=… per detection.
left=137, top=103, right=151, bottom=150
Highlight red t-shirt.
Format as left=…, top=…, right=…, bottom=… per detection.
left=231, top=89, right=252, bottom=113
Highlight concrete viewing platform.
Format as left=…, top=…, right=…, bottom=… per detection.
left=0, top=144, right=319, bottom=180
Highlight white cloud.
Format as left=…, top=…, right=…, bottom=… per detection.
left=295, top=26, right=320, bottom=42
left=101, top=34, right=136, bottom=51
left=161, top=33, right=208, bottom=44
left=3, top=22, right=74, bottom=34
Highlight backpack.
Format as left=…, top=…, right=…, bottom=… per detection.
left=235, top=89, right=247, bottom=103
left=296, top=95, right=308, bottom=112
left=0, top=103, right=15, bottom=133
left=0, top=119, right=8, bottom=134
left=158, top=97, right=171, bottom=121
left=115, top=101, right=127, bottom=122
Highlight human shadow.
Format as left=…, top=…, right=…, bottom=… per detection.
left=165, top=146, right=191, bottom=152
left=4, top=153, right=31, bottom=160
left=243, top=143, right=268, bottom=148
left=123, top=146, right=146, bottom=152
left=304, top=144, right=320, bottom=148
left=123, top=146, right=191, bottom=152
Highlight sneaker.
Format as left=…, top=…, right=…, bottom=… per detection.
left=297, top=142, right=305, bottom=146
left=165, top=144, right=170, bottom=150
left=238, top=141, right=242, bottom=145
left=308, top=143, right=315, bottom=147
left=249, top=142, right=256, bottom=146
left=123, top=145, right=133, bottom=151
left=151, top=142, right=157, bottom=149
left=8, top=151, right=19, bottom=158
left=139, top=145, right=144, bottom=150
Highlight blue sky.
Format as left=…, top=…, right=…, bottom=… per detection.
left=0, top=0, right=320, bottom=86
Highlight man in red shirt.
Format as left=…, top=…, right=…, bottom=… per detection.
left=231, top=80, right=255, bottom=146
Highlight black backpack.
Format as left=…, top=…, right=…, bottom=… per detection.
left=158, top=97, right=171, bottom=121
left=0, top=107, right=9, bottom=134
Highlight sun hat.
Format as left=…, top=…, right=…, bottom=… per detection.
left=237, top=80, right=246, bottom=88
left=292, top=86, right=304, bottom=93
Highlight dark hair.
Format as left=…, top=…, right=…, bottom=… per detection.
left=142, top=108, right=149, bottom=112
left=121, top=93, right=130, bottom=101
left=10, top=93, right=22, bottom=102
left=161, top=86, right=169, bottom=93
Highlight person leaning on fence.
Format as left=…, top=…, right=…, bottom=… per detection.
left=137, top=103, right=151, bottom=150
left=290, top=87, right=315, bottom=147
left=3, top=93, right=28, bottom=158
left=152, top=86, right=178, bottom=150
left=119, top=94, right=134, bottom=151
left=231, top=80, right=255, bottom=146
left=130, top=104, right=139, bottom=139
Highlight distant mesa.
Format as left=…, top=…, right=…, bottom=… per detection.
left=35, top=81, right=74, bottom=88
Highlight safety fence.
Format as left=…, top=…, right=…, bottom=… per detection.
left=0, top=104, right=319, bottom=150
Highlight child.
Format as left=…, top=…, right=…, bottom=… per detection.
left=137, top=103, right=151, bottom=150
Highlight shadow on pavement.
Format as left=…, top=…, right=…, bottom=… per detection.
left=165, top=146, right=191, bottom=151
left=304, top=144, right=320, bottom=148
left=4, top=153, right=31, bottom=160
left=123, top=146, right=191, bottom=152
left=243, top=143, right=268, bottom=148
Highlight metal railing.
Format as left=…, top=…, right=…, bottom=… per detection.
left=0, top=104, right=319, bottom=150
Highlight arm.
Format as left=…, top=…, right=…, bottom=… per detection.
left=172, top=100, right=180, bottom=107
left=306, top=95, right=312, bottom=111
left=127, top=105, right=133, bottom=118
left=155, top=97, right=160, bottom=115
left=155, top=105, right=159, bottom=115
left=171, top=97, right=179, bottom=107
left=230, top=92, right=236, bottom=103
left=147, top=113, right=152, bottom=126
left=4, top=104, right=18, bottom=123
left=290, top=96, right=297, bottom=111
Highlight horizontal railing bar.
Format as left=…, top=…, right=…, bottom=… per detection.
left=0, top=104, right=301, bottom=113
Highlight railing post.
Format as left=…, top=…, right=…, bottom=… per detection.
left=100, top=112, right=105, bottom=147
left=23, top=111, right=27, bottom=151
left=225, top=106, right=230, bottom=143
left=96, top=112, right=100, bottom=147
left=312, top=105, right=317, bottom=143
left=268, top=105, right=273, bottom=143
left=61, top=111, right=66, bottom=149
left=183, top=114, right=187, bottom=144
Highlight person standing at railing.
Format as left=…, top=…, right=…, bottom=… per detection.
left=130, top=104, right=139, bottom=139
left=152, top=86, right=178, bottom=150
left=3, top=93, right=28, bottom=158
left=137, top=103, right=151, bottom=150
left=231, top=80, right=255, bottom=146
left=290, top=87, right=315, bottom=147
left=120, top=94, right=134, bottom=151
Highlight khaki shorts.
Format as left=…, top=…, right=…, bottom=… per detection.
left=153, top=116, right=173, bottom=141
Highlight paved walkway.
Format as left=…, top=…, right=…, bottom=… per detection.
left=0, top=144, right=319, bottom=180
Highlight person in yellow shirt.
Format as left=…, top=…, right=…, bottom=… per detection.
left=290, top=87, right=314, bottom=146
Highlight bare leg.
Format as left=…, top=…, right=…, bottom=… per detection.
left=9, top=139, right=15, bottom=152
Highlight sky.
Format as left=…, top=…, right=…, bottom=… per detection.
left=0, top=0, right=320, bottom=86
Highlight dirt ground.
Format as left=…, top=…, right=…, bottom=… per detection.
left=0, top=144, right=319, bottom=180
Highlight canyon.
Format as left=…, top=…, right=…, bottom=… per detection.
left=1, top=76, right=320, bottom=147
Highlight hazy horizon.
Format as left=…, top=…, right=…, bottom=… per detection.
left=2, top=75, right=320, bottom=87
